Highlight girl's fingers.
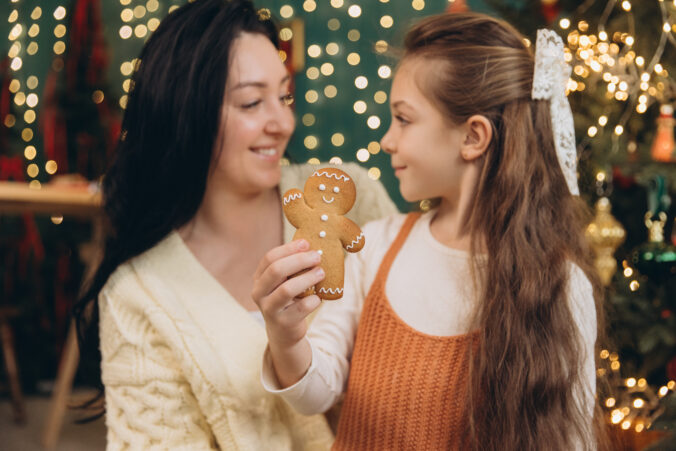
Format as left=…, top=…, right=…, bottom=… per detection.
left=253, top=250, right=322, bottom=302
left=265, top=266, right=325, bottom=312
left=254, top=239, right=309, bottom=279
left=281, top=295, right=322, bottom=324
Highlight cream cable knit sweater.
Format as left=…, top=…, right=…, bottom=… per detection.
left=99, top=163, right=398, bottom=450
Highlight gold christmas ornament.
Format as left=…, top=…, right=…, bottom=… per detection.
left=585, top=197, right=626, bottom=285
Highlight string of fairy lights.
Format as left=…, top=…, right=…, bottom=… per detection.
left=270, top=0, right=417, bottom=182
left=6, top=1, right=66, bottom=189
left=598, top=349, right=676, bottom=432
left=561, top=0, right=676, bottom=154
left=116, top=0, right=167, bottom=110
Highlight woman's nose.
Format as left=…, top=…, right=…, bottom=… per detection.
left=265, top=104, right=295, bottom=137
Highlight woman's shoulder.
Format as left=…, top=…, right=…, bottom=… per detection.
left=101, top=232, right=182, bottom=302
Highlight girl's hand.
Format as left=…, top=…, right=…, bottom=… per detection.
left=251, top=239, right=324, bottom=348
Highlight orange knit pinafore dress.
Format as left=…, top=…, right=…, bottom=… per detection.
left=332, top=212, right=479, bottom=450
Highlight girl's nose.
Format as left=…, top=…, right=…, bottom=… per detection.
left=380, top=126, right=395, bottom=154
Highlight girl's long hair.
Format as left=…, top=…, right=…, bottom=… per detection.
left=72, top=0, right=277, bottom=411
left=403, top=13, right=607, bottom=450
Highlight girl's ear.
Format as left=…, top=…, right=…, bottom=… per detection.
left=461, top=115, right=492, bottom=161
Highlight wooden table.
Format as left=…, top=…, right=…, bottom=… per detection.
left=0, top=180, right=102, bottom=449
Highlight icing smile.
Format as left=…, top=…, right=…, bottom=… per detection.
left=322, top=196, right=335, bottom=204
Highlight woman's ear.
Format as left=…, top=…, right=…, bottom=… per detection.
left=461, top=115, right=492, bottom=161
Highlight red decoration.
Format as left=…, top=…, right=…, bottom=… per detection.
left=667, top=356, right=676, bottom=381
left=0, top=57, right=12, bottom=153
left=41, top=70, right=69, bottom=171
left=0, top=156, right=45, bottom=274
left=447, top=0, right=469, bottom=13
left=40, top=0, right=121, bottom=177
left=612, top=166, right=637, bottom=190
left=540, top=0, right=561, bottom=24
left=651, top=105, right=675, bottom=162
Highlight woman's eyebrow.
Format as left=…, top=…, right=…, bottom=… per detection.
left=232, top=74, right=291, bottom=90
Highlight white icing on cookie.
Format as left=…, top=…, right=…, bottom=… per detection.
left=283, top=192, right=302, bottom=205
left=313, top=170, right=350, bottom=182
left=345, top=232, right=364, bottom=250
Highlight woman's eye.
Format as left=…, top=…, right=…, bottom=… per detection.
left=281, top=94, right=294, bottom=106
left=242, top=100, right=261, bottom=109
left=318, top=184, right=326, bottom=191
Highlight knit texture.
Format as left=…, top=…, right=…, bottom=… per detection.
left=99, top=163, right=398, bottom=450
left=333, top=213, right=479, bottom=451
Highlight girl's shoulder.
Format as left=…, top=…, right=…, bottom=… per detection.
left=360, top=212, right=409, bottom=254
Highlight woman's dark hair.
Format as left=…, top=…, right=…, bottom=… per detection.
left=72, top=0, right=278, bottom=412
left=403, top=13, right=608, bottom=450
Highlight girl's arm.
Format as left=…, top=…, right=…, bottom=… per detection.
left=251, top=239, right=325, bottom=387
left=260, top=251, right=365, bottom=414
left=253, top=220, right=377, bottom=414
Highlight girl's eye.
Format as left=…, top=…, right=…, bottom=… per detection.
left=318, top=184, right=326, bottom=191
left=333, top=187, right=340, bottom=193
left=395, top=115, right=410, bottom=125
left=242, top=100, right=261, bottom=109
left=281, top=94, right=294, bottom=106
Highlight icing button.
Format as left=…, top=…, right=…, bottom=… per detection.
left=319, top=230, right=326, bottom=238
left=317, top=250, right=323, bottom=255
left=321, top=214, right=328, bottom=221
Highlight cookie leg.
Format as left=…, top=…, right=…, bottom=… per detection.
left=315, top=258, right=345, bottom=300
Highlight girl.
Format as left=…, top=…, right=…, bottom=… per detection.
left=253, top=12, right=605, bottom=450
left=72, top=0, right=396, bottom=449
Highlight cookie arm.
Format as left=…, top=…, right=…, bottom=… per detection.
left=282, top=188, right=311, bottom=228
left=338, top=218, right=365, bottom=253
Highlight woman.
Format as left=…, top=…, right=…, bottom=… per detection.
left=73, top=0, right=397, bottom=449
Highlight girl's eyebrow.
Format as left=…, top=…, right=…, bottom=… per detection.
left=232, top=74, right=291, bottom=90
left=392, top=100, right=416, bottom=112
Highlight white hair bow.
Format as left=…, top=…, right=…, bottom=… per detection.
left=532, top=29, right=579, bottom=196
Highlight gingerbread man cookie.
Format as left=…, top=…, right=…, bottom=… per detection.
left=282, top=167, right=365, bottom=300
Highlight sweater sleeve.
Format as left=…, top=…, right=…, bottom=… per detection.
left=99, top=289, right=218, bottom=451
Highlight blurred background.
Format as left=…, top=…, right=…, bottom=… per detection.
left=0, top=0, right=674, bottom=449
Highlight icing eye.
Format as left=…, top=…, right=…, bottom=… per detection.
left=319, top=184, right=326, bottom=191
left=333, top=186, right=340, bottom=193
